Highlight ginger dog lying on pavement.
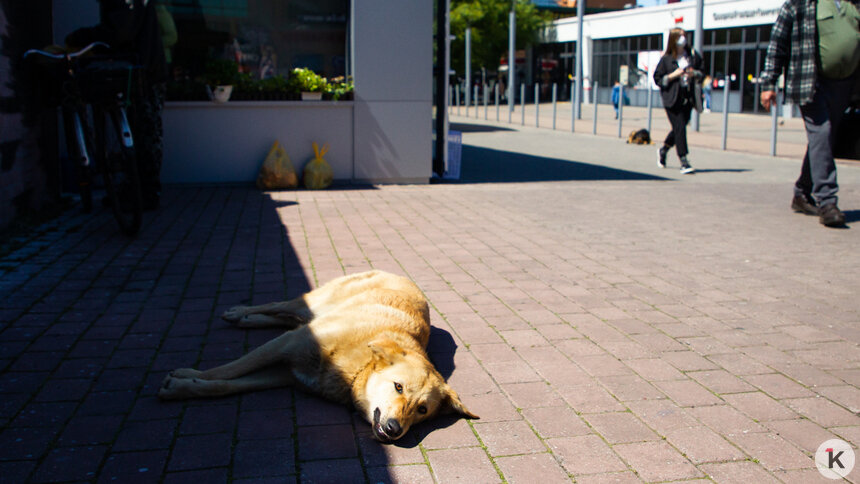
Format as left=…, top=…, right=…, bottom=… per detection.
left=158, top=270, right=478, bottom=442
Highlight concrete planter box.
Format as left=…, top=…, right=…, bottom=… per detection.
left=162, top=101, right=354, bottom=184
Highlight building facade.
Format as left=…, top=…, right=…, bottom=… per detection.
left=538, top=0, right=786, bottom=112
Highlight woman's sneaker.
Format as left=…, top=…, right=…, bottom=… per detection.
left=657, top=146, right=668, bottom=168
left=679, top=158, right=695, bottom=174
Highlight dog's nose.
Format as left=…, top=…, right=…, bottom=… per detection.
left=384, top=419, right=402, bottom=438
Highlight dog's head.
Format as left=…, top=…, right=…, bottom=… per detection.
left=360, top=338, right=478, bottom=442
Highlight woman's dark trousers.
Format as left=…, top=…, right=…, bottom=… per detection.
left=663, top=103, right=692, bottom=158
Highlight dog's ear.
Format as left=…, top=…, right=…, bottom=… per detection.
left=441, top=386, right=479, bottom=420
left=368, top=338, right=406, bottom=365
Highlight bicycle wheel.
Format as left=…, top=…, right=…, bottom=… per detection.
left=97, top=105, right=142, bottom=236
left=63, top=108, right=95, bottom=213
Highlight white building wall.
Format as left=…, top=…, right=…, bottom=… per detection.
left=549, top=0, right=784, bottom=82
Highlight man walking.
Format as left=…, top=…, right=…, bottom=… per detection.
left=760, top=0, right=859, bottom=227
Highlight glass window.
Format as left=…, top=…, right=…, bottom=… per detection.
left=166, top=0, right=349, bottom=89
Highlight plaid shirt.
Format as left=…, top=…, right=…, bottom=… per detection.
left=761, top=0, right=860, bottom=105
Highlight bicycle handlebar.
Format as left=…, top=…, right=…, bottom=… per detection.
left=24, top=42, right=110, bottom=61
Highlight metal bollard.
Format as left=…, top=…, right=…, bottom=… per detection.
left=473, top=85, right=479, bottom=118
left=495, top=84, right=500, bottom=121
left=721, top=76, right=730, bottom=150
left=455, top=84, right=460, bottom=116
left=521, top=84, right=525, bottom=126
left=552, top=83, right=557, bottom=130
left=770, top=84, right=779, bottom=156
left=535, top=84, right=540, bottom=128
left=571, top=80, right=576, bottom=132
left=592, top=83, right=599, bottom=135
left=483, top=84, right=488, bottom=120
left=448, top=85, right=453, bottom=113
left=647, top=87, right=653, bottom=134
left=617, top=84, right=624, bottom=138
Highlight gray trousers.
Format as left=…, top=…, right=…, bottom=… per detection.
left=795, top=77, right=853, bottom=206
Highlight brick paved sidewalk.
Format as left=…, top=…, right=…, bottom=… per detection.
left=2, top=122, right=859, bottom=483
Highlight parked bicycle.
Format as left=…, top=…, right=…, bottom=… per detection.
left=25, top=42, right=143, bottom=236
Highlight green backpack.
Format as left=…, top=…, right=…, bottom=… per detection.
left=817, top=0, right=860, bottom=79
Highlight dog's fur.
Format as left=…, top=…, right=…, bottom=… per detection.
left=626, top=128, right=652, bottom=145
left=158, top=270, right=477, bottom=442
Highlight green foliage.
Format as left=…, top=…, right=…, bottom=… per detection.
left=325, top=76, right=354, bottom=101
left=288, top=68, right=329, bottom=93
left=203, top=59, right=239, bottom=86
left=449, top=0, right=551, bottom=76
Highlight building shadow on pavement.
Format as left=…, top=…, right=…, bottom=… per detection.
left=449, top=145, right=670, bottom=184
left=688, top=168, right=753, bottom=174
left=450, top=122, right=516, bottom=133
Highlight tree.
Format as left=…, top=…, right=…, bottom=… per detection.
left=449, top=0, right=550, bottom=79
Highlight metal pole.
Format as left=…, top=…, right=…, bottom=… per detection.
left=575, top=0, right=584, bottom=120
left=508, top=7, right=516, bottom=114
left=592, top=82, right=599, bottom=134
left=617, top=83, right=624, bottom=138
left=770, top=83, right=779, bottom=156
left=647, top=85, right=653, bottom=133
left=571, top=79, right=576, bottom=132
left=473, top=85, right=479, bottom=118
left=435, top=0, right=450, bottom=176
left=552, top=83, right=557, bottom=130
left=693, top=0, right=704, bottom=132
left=721, top=75, right=730, bottom=150
left=535, top=83, right=540, bottom=127
left=484, top=84, right=488, bottom=120
left=456, top=84, right=460, bottom=115
left=521, top=83, right=525, bottom=125
left=495, top=83, right=500, bottom=121
left=465, top=27, right=471, bottom=118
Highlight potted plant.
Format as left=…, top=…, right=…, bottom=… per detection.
left=289, top=68, right=328, bottom=101
left=203, top=59, right=239, bottom=103
left=325, top=76, right=354, bottom=101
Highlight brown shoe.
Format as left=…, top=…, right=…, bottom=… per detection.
left=818, top=203, right=846, bottom=227
left=791, top=195, right=817, bottom=215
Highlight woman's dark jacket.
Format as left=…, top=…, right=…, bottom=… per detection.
left=653, top=48, right=703, bottom=110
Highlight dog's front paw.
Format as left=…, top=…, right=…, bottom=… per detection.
left=169, top=368, right=202, bottom=379
left=158, top=374, right=184, bottom=400
left=222, top=306, right=249, bottom=323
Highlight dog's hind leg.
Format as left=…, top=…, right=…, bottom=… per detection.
left=222, top=297, right=313, bottom=328
left=190, top=330, right=298, bottom=381
left=159, top=364, right=294, bottom=400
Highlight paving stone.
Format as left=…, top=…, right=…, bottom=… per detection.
left=722, top=391, right=799, bottom=422
left=521, top=406, right=592, bottom=439
left=297, top=424, right=357, bottom=461
left=663, top=424, right=746, bottom=464
left=613, top=441, right=702, bottom=481
left=366, top=464, right=435, bottom=484
left=547, top=434, right=628, bottom=475
left=98, top=450, right=168, bottom=483
left=31, top=445, right=107, bottom=482
left=427, top=447, right=500, bottom=484
left=112, top=419, right=178, bottom=452
left=167, top=433, right=232, bottom=471
left=495, top=453, right=570, bottom=484
left=731, top=432, right=814, bottom=471
left=475, top=420, right=545, bottom=456
left=783, top=396, right=860, bottom=428
left=584, top=412, right=659, bottom=444
left=232, top=438, right=295, bottom=478
left=655, top=379, right=722, bottom=407
left=700, top=461, right=780, bottom=484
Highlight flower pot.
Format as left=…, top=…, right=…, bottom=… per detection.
left=207, top=85, right=233, bottom=103
left=301, top=91, right=322, bottom=101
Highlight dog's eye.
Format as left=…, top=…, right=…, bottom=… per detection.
left=394, top=382, right=403, bottom=394
left=418, top=405, right=427, bottom=414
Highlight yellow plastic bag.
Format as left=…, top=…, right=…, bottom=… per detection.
left=257, top=140, right=298, bottom=190
left=303, top=142, right=333, bottom=190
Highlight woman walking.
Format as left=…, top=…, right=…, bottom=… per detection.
left=654, top=28, right=703, bottom=174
